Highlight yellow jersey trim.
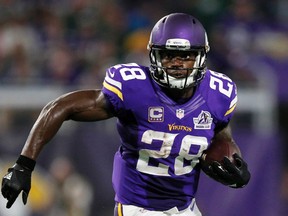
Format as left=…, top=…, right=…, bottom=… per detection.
left=224, top=104, right=236, bottom=116
left=103, top=81, right=123, bottom=101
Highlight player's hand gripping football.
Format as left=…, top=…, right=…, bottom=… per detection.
left=202, top=153, right=251, bottom=188
left=1, top=155, right=35, bottom=208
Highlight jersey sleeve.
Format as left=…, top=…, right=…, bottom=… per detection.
left=206, top=70, right=238, bottom=126
left=101, top=63, right=148, bottom=116
left=102, top=65, right=126, bottom=115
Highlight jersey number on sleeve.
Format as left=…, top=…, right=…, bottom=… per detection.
left=209, top=71, right=233, bottom=98
left=113, top=63, right=146, bottom=81
left=136, top=130, right=208, bottom=176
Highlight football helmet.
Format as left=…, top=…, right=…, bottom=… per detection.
left=148, top=13, right=210, bottom=89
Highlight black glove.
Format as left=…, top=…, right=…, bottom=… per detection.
left=202, top=153, right=251, bottom=188
left=1, top=155, right=36, bottom=208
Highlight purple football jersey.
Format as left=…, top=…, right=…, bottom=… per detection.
left=102, top=63, right=237, bottom=211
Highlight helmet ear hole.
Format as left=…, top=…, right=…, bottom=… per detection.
left=155, top=68, right=164, bottom=79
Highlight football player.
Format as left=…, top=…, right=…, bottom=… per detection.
left=1, top=13, right=250, bottom=216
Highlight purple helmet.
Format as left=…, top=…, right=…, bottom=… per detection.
left=147, top=13, right=210, bottom=89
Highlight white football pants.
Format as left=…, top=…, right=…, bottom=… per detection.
left=115, top=199, right=202, bottom=216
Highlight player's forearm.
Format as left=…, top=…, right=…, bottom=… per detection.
left=20, top=90, right=109, bottom=160
left=213, top=124, right=233, bottom=142
left=21, top=99, right=70, bottom=160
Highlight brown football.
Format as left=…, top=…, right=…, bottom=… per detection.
left=201, top=138, right=241, bottom=167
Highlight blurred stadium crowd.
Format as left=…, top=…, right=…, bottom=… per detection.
left=0, top=0, right=288, bottom=216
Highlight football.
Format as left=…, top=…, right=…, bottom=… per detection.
left=200, top=137, right=241, bottom=167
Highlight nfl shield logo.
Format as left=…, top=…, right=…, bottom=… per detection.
left=176, top=109, right=185, bottom=119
